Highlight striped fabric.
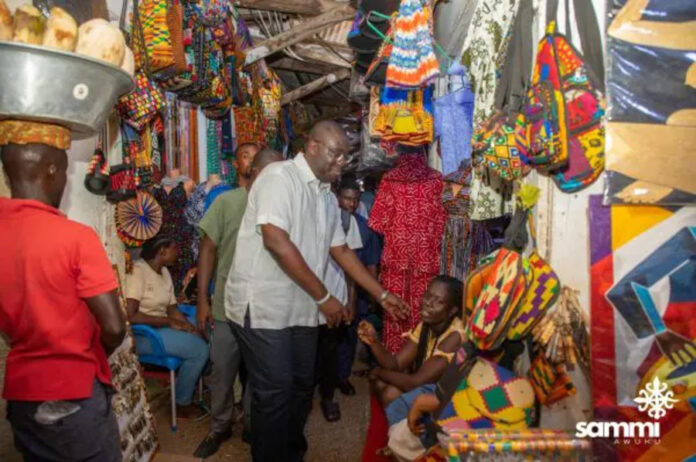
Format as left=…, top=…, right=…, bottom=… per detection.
left=139, top=0, right=174, bottom=71
left=386, top=0, right=440, bottom=88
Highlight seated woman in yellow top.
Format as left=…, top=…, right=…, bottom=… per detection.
left=126, top=235, right=209, bottom=420
left=359, top=276, right=465, bottom=407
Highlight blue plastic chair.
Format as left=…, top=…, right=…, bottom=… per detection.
left=131, top=304, right=202, bottom=431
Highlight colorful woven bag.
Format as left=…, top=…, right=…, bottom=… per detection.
left=528, top=352, right=577, bottom=405
left=523, top=0, right=605, bottom=192
left=465, top=209, right=531, bottom=351
left=438, top=357, right=535, bottom=430
left=117, top=72, right=167, bottom=131
left=506, top=213, right=560, bottom=341
left=472, top=111, right=528, bottom=182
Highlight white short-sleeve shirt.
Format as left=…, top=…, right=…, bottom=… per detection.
left=225, top=153, right=347, bottom=329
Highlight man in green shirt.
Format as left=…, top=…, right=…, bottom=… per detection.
left=193, top=148, right=283, bottom=458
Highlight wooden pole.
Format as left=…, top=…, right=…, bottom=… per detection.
left=281, top=68, right=351, bottom=105
left=244, top=4, right=355, bottom=65
left=235, top=0, right=329, bottom=15
left=270, top=57, right=341, bottom=75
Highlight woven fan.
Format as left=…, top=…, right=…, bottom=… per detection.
left=531, top=286, right=591, bottom=376
left=116, top=192, right=163, bottom=242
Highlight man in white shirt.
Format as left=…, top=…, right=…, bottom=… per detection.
left=225, top=121, right=408, bottom=462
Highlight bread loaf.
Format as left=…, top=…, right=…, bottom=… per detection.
left=12, top=4, right=45, bottom=45
left=0, top=0, right=12, bottom=41
left=75, top=19, right=125, bottom=66
left=42, top=6, right=78, bottom=51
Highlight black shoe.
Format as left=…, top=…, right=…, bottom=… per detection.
left=320, top=399, right=341, bottom=422
left=193, top=429, right=233, bottom=458
left=338, top=379, right=356, bottom=396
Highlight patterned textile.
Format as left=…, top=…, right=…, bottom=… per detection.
left=528, top=352, right=577, bottom=405
left=374, top=86, right=434, bottom=145
left=437, top=358, right=534, bottom=430
left=0, top=120, right=71, bottom=149
left=369, top=154, right=447, bottom=353
left=434, top=64, right=475, bottom=176
left=436, top=429, right=590, bottom=461
left=466, top=249, right=529, bottom=351
left=524, top=22, right=605, bottom=192
left=233, top=106, right=263, bottom=147
left=506, top=251, right=560, bottom=341
left=138, top=0, right=174, bottom=72
left=386, top=0, right=440, bottom=88
left=589, top=195, right=696, bottom=461
left=471, top=111, right=528, bottom=181
left=206, top=119, right=221, bottom=176
left=440, top=161, right=494, bottom=282
left=153, top=183, right=195, bottom=294
left=184, top=182, right=207, bottom=261
left=461, top=0, right=519, bottom=220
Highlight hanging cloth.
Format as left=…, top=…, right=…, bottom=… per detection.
left=434, top=63, right=475, bottom=175
left=386, top=0, right=440, bottom=88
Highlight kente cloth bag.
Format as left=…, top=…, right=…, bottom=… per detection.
left=465, top=209, right=530, bottom=351
left=506, top=212, right=560, bottom=341
left=84, top=148, right=110, bottom=195
left=523, top=0, right=605, bottom=192
left=117, top=72, right=167, bottom=131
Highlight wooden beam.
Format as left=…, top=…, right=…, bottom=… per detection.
left=234, top=0, right=326, bottom=15
left=281, top=69, right=351, bottom=105
left=270, top=57, right=341, bottom=75
left=303, top=96, right=349, bottom=106
left=293, top=44, right=352, bottom=69
left=244, top=4, right=355, bottom=65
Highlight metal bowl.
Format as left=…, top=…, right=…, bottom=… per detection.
left=0, top=42, right=134, bottom=139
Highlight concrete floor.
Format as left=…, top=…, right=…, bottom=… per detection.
left=0, top=339, right=370, bottom=462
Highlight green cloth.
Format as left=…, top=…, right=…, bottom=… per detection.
left=198, top=188, right=248, bottom=321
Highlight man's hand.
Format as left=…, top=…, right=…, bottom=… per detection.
left=407, top=394, right=440, bottom=436
left=196, top=299, right=214, bottom=338
left=381, top=293, right=409, bottom=321
left=358, top=320, right=378, bottom=346
left=319, top=296, right=347, bottom=328
left=656, top=330, right=696, bottom=366
left=169, top=318, right=197, bottom=334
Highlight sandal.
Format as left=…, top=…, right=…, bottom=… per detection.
left=320, top=400, right=341, bottom=422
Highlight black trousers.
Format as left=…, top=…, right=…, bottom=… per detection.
left=317, top=325, right=343, bottom=401
left=7, top=380, right=121, bottom=462
left=231, top=312, right=318, bottom=462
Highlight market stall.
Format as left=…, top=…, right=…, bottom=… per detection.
left=0, top=0, right=693, bottom=460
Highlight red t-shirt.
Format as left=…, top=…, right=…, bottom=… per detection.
left=0, top=198, right=118, bottom=401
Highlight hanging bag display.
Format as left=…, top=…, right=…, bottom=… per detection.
left=523, top=0, right=605, bottom=192
left=465, top=209, right=530, bottom=351
left=117, top=0, right=167, bottom=131
left=471, top=0, right=533, bottom=183
left=506, top=212, right=561, bottom=341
